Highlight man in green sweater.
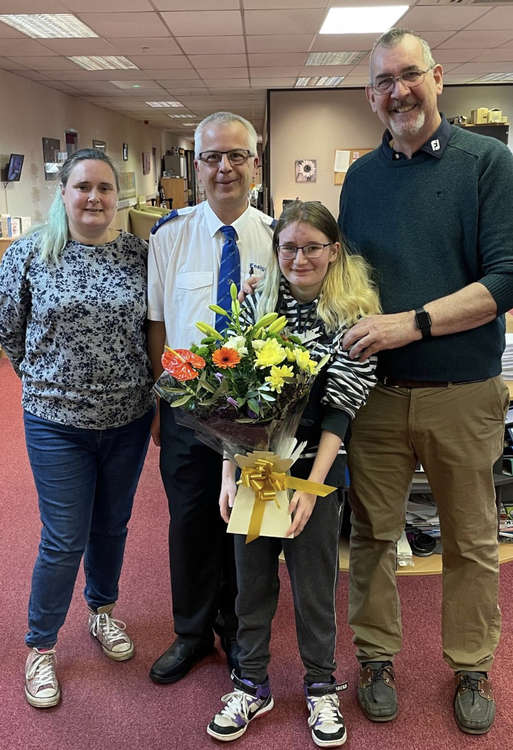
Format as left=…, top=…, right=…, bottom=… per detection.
left=339, top=27, right=513, bottom=735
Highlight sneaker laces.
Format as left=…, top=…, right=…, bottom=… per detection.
left=308, top=692, right=341, bottom=729
left=90, top=612, right=128, bottom=647
left=27, top=650, right=57, bottom=691
left=218, top=689, right=257, bottom=724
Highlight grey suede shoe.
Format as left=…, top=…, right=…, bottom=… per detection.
left=454, top=671, right=495, bottom=735
left=357, top=661, right=398, bottom=722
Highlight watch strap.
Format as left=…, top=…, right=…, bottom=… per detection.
left=414, top=307, right=432, bottom=339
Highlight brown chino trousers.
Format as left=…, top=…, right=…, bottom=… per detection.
left=347, top=376, right=509, bottom=672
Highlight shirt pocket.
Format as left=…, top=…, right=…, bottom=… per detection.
left=176, top=271, right=213, bottom=291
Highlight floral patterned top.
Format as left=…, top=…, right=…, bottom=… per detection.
left=0, top=231, right=154, bottom=429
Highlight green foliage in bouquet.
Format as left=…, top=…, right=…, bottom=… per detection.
left=155, top=283, right=328, bottom=423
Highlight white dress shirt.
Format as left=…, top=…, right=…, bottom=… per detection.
left=148, top=200, right=274, bottom=349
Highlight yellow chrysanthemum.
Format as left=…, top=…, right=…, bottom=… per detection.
left=265, top=365, right=294, bottom=393
left=294, top=349, right=317, bottom=373
left=285, top=348, right=296, bottom=362
left=254, top=338, right=287, bottom=368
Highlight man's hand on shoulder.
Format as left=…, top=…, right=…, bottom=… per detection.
left=238, top=274, right=261, bottom=302
left=342, top=311, right=422, bottom=361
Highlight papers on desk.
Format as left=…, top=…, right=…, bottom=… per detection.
left=406, top=494, right=440, bottom=537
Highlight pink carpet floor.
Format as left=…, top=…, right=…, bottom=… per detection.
left=1, top=356, right=513, bottom=750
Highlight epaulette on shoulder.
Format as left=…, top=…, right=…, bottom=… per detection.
left=150, top=209, right=179, bottom=235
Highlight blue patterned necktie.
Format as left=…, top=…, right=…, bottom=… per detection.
left=216, top=225, right=240, bottom=333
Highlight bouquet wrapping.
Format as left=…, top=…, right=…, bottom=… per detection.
left=154, top=284, right=336, bottom=541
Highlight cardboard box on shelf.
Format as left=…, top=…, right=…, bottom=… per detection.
left=470, top=107, right=489, bottom=124
left=488, top=109, right=503, bottom=123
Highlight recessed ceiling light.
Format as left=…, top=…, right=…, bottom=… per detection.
left=295, top=77, right=312, bottom=87
left=168, top=113, right=191, bottom=118
left=146, top=100, right=184, bottom=108
left=183, top=122, right=199, bottom=126
left=315, top=76, right=344, bottom=87
left=306, top=51, right=366, bottom=66
left=70, top=56, right=138, bottom=71
left=320, top=6, right=409, bottom=35
left=0, top=13, right=97, bottom=38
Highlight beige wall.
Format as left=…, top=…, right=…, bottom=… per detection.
left=269, top=84, right=513, bottom=220
left=0, top=68, right=164, bottom=231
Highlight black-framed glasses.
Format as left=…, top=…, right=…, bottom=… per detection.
left=370, top=65, right=435, bottom=95
left=277, top=242, right=332, bottom=260
left=198, top=149, right=254, bottom=166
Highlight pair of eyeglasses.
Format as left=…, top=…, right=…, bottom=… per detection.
left=198, top=149, right=254, bottom=166
left=277, top=242, right=332, bottom=260
left=370, top=65, right=435, bottom=95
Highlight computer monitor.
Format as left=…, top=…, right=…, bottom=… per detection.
left=6, top=154, right=24, bottom=182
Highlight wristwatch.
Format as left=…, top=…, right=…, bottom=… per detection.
left=414, top=307, right=432, bottom=339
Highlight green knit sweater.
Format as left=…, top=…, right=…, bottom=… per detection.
left=339, top=121, right=513, bottom=381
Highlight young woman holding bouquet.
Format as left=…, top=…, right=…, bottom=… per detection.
left=207, top=201, right=380, bottom=747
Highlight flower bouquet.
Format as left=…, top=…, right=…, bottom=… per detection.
left=154, top=284, right=336, bottom=541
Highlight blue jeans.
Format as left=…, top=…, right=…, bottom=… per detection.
left=23, top=408, right=153, bottom=649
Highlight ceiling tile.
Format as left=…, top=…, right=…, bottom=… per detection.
left=447, top=61, right=513, bottom=76
left=177, top=36, right=245, bottom=54
left=161, top=10, right=243, bottom=36
left=400, top=6, right=490, bottom=31
left=0, top=1, right=67, bottom=10
left=0, top=38, right=60, bottom=55
left=466, top=8, right=513, bottom=31
left=36, top=38, right=119, bottom=55
left=190, top=53, right=248, bottom=69
left=154, top=0, right=238, bottom=8
left=198, top=67, right=249, bottom=79
left=474, top=48, right=513, bottom=62
left=106, top=37, right=182, bottom=54
left=78, top=12, right=171, bottom=37
left=246, top=34, right=313, bottom=53
left=243, top=0, right=326, bottom=7
left=249, top=52, right=307, bottom=67
left=7, top=56, right=79, bottom=70
left=433, top=49, right=483, bottom=64
left=127, top=54, right=192, bottom=69
left=438, top=30, right=513, bottom=49
left=63, top=0, right=154, bottom=10
left=244, top=9, right=325, bottom=35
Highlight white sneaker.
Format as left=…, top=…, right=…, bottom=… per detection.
left=207, top=673, right=274, bottom=741
left=25, top=647, right=61, bottom=709
left=306, top=683, right=348, bottom=747
left=88, top=604, right=134, bottom=661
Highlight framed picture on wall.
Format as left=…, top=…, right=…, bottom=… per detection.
left=295, top=159, right=317, bottom=183
left=92, top=139, right=106, bottom=152
left=42, top=137, right=61, bottom=180
left=122, top=143, right=128, bottom=161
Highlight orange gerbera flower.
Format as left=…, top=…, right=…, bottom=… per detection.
left=212, top=347, right=241, bottom=369
left=162, top=348, right=206, bottom=381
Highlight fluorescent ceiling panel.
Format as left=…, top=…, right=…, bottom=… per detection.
left=146, top=100, right=184, bottom=107
left=0, top=14, right=97, bottom=38
left=477, top=72, right=513, bottom=82
left=316, top=76, right=344, bottom=86
left=306, top=51, right=366, bottom=66
left=168, top=113, right=191, bottom=118
left=70, top=56, right=138, bottom=71
left=320, top=6, right=409, bottom=35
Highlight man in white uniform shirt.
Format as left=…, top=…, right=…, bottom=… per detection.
left=147, top=112, right=274, bottom=684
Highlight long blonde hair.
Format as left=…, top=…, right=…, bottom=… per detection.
left=256, top=201, right=380, bottom=331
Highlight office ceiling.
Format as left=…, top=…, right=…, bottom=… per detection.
left=1, top=0, right=513, bottom=137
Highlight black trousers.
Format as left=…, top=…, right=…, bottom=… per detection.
left=159, top=401, right=237, bottom=641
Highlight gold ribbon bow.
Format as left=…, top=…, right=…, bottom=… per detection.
left=239, top=454, right=336, bottom=543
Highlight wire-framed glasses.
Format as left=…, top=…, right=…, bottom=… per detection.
left=277, top=242, right=332, bottom=260
left=370, top=65, right=435, bottom=95
left=198, top=149, right=253, bottom=165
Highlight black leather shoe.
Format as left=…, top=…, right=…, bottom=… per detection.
left=358, top=661, right=398, bottom=722
left=454, top=671, right=495, bottom=734
left=149, top=638, right=214, bottom=684
left=220, top=632, right=241, bottom=675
